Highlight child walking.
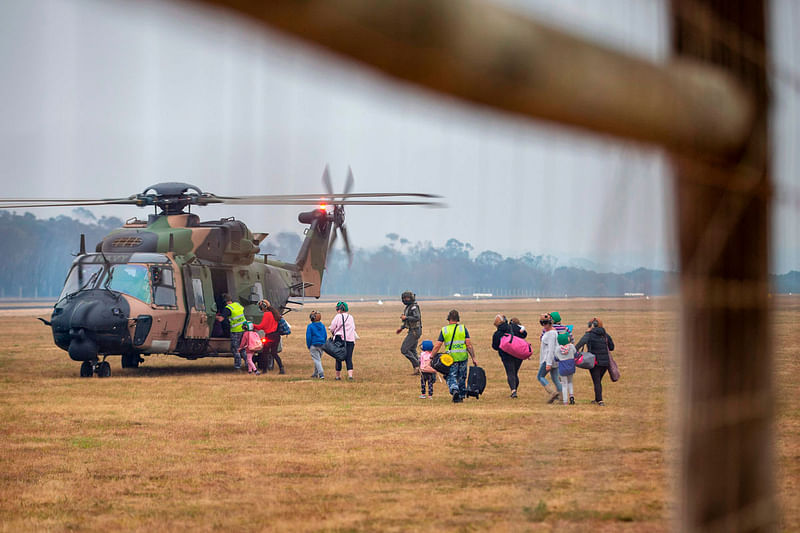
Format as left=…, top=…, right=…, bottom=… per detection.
left=305, top=311, right=326, bottom=379
left=555, top=333, right=577, bottom=404
left=418, top=340, right=436, bottom=399
left=239, top=322, right=262, bottom=375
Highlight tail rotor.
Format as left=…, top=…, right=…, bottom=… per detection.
left=325, top=166, right=355, bottom=266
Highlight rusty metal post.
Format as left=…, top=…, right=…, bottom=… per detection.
left=194, top=0, right=755, bottom=159
left=671, top=1, right=774, bottom=531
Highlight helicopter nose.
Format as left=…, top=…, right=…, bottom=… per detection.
left=50, top=290, right=132, bottom=361
left=68, top=328, right=98, bottom=361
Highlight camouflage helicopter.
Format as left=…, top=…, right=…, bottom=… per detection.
left=0, top=168, right=440, bottom=377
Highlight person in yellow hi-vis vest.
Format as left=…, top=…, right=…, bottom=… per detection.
left=216, top=293, right=247, bottom=370
left=429, top=309, right=477, bottom=403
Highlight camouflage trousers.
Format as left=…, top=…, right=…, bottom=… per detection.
left=400, top=328, right=421, bottom=369
left=230, top=331, right=244, bottom=369
left=446, top=360, right=468, bottom=398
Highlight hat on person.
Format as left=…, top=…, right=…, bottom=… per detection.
left=550, top=311, right=562, bottom=323
left=557, top=333, right=569, bottom=345
left=336, top=301, right=349, bottom=312
left=421, top=340, right=433, bottom=351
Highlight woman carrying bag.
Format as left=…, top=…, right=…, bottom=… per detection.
left=575, top=317, right=616, bottom=406
left=329, top=301, right=359, bottom=380
left=491, top=314, right=527, bottom=398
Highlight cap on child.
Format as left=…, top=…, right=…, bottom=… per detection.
left=421, top=340, right=433, bottom=351
left=557, top=333, right=569, bottom=345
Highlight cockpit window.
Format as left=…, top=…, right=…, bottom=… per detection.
left=59, top=264, right=104, bottom=301
left=57, top=254, right=169, bottom=304
left=107, top=265, right=152, bottom=304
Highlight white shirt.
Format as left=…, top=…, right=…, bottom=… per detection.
left=540, top=329, right=558, bottom=366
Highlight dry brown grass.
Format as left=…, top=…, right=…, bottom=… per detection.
left=1, top=297, right=797, bottom=531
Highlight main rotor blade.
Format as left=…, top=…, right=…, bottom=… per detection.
left=0, top=196, right=136, bottom=204
left=210, top=192, right=442, bottom=201
left=0, top=198, right=445, bottom=208
left=322, top=165, right=333, bottom=196
left=217, top=198, right=445, bottom=206
left=0, top=199, right=140, bottom=209
left=343, top=167, right=355, bottom=195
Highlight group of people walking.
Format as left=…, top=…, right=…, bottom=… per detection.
left=492, top=310, right=616, bottom=405
left=226, top=289, right=617, bottom=405
left=391, top=291, right=616, bottom=405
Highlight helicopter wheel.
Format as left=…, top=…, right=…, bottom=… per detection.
left=79, top=361, right=94, bottom=378
left=96, top=361, right=111, bottom=378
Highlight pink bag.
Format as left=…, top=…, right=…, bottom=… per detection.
left=419, top=351, right=436, bottom=373
left=499, top=332, right=532, bottom=360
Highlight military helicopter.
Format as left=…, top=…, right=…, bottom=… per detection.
left=0, top=168, right=441, bottom=377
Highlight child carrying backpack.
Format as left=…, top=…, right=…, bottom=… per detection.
left=418, top=340, right=436, bottom=399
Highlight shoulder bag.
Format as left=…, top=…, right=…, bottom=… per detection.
left=606, top=333, right=620, bottom=382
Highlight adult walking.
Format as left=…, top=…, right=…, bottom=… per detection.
left=429, top=309, right=477, bottom=403
left=216, top=293, right=246, bottom=370
left=537, top=313, right=562, bottom=403
left=254, top=299, right=284, bottom=374
left=491, top=314, right=527, bottom=398
left=329, top=301, right=358, bottom=380
left=395, top=290, right=422, bottom=374
left=575, top=317, right=615, bottom=406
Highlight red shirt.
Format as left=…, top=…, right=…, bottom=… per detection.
left=254, top=311, right=278, bottom=335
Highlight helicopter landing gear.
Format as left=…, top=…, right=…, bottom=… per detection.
left=79, top=361, right=94, bottom=378
left=96, top=360, right=111, bottom=378
left=121, top=352, right=143, bottom=369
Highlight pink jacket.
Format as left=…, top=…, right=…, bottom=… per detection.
left=240, top=331, right=263, bottom=352
left=329, top=312, right=358, bottom=342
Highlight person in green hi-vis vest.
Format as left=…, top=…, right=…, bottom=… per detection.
left=429, top=309, right=477, bottom=403
left=216, top=293, right=247, bottom=370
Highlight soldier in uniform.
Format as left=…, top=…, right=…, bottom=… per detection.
left=395, top=290, right=422, bottom=374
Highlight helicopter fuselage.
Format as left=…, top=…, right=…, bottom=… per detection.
left=48, top=209, right=332, bottom=369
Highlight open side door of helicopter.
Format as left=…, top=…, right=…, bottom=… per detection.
left=181, top=264, right=212, bottom=341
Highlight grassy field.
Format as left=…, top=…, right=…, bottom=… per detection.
left=1, top=297, right=798, bottom=531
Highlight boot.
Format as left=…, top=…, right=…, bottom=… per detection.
left=544, top=384, right=560, bottom=404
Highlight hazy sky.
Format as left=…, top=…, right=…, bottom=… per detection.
left=0, top=0, right=797, bottom=273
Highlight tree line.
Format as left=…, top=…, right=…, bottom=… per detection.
left=0, top=212, right=123, bottom=298
left=1, top=213, right=797, bottom=299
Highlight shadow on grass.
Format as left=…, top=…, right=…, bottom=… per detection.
left=51, top=362, right=239, bottom=379
left=124, top=364, right=240, bottom=378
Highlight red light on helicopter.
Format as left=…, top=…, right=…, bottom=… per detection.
left=319, top=204, right=327, bottom=210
